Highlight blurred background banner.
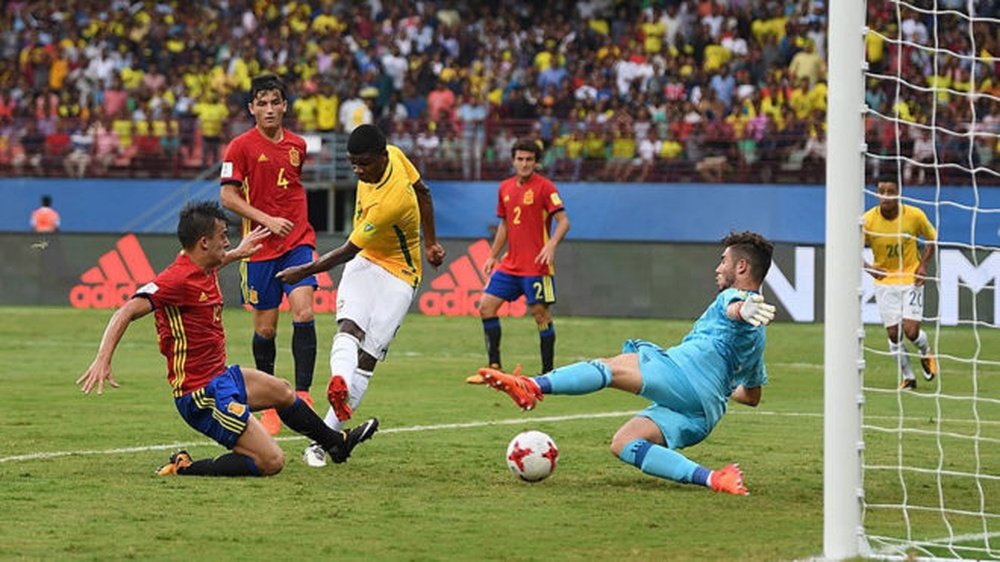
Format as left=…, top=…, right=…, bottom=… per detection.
left=4, top=232, right=995, bottom=325
left=4, top=179, right=999, bottom=247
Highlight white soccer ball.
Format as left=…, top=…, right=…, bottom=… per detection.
left=506, top=430, right=559, bottom=482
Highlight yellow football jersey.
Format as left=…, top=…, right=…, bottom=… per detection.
left=349, top=145, right=424, bottom=286
left=863, top=204, right=937, bottom=285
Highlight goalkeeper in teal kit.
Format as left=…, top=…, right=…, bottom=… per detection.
left=476, top=231, right=776, bottom=495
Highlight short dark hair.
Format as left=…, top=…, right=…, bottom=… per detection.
left=41, top=195, right=52, bottom=207
left=250, top=74, right=287, bottom=102
left=177, top=200, right=228, bottom=250
left=876, top=173, right=899, bottom=186
left=722, top=230, right=774, bottom=283
left=511, top=139, right=542, bottom=160
left=347, top=124, right=387, bottom=155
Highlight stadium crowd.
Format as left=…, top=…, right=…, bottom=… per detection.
left=0, top=0, right=997, bottom=184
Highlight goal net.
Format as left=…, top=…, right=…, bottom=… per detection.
left=828, top=0, right=1000, bottom=559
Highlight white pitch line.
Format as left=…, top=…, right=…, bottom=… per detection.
left=0, top=411, right=637, bottom=464
left=2, top=408, right=997, bottom=465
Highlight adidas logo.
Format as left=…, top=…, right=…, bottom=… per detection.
left=69, top=234, right=157, bottom=309
left=258, top=153, right=268, bottom=162
left=418, top=239, right=527, bottom=317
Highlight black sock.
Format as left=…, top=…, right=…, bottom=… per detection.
left=178, top=453, right=259, bottom=476
left=482, top=317, right=502, bottom=367
left=278, top=398, right=345, bottom=452
left=292, top=321, right=316, bottom=391
left=539, top=322, right=555, bottom=374
left=253, top=332, right=276, bottom=375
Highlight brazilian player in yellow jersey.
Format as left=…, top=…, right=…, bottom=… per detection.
left=278, top=124, right=446, bottom=466
left=863, top=175, right=938, bottom=389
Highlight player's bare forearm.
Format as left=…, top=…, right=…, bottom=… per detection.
left=730, top=385, right=761, bottom=407
left=920, top=241, right=936, bottom=267
left=77, top=297, right=152, bottom=394
left=414, top=180, right=439, bottom=244
left=549, top=210, right=570, bottom=245
left=278, top=240, right=361, bottom=284
left=490, top=221, right=508, bottom=259
left=220, top=183, right=292, bottom=236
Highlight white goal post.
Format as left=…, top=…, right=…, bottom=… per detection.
left=824, top=0, right=866, bottom=558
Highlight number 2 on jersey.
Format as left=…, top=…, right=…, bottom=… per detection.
left=512, top=206, right=522, bottom=225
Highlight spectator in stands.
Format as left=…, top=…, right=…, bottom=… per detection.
left=339, top=87, right=375, bottom=133
left=44, top=119, right=73, bottom=173
left=65, top=118, right=95, bottom=178
left=636, top=128, right=662, bottom=183
left=427, top=79, right=457, bottom=123
left=12, top=120, right=45, bottom=176
left=414, top=120, right=440, bottom=170
left=457, top=89, right=488, bottom=181
left=30, top=195, right=60, bottom=233
left=315, top=81, right=339, bottom=133
left=194, top=91, right=228, bottom=166
left=90, top=114, right=119, bottom=176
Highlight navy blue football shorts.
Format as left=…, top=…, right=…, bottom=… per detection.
left=483, top=270, right=556, bottom=305
left=240, top=244, right=317, bottom=309
left=174, top=365, right=251, bottom=449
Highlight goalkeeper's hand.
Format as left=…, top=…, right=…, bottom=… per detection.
left=739, top=294, right=776, bottom=327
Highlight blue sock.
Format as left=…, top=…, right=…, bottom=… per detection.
left=533, top=360, right=611, bottom=395
left=618, top=438, right=710, bottom=487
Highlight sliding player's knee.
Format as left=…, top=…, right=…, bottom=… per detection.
left=257, top=448, right=285, bottom=476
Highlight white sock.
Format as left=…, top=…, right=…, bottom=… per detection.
left=912, top=330, right=930, bottom=356
left=330, top=332, right=362, bottom=382
left=321, top=369, right=372, bottom=432
left=323, top=406, right=343, bottom=432
left=889, top=340, right=915, bottom=379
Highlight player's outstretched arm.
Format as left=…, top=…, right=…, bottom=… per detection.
left=77, top=297, right=153, bottom=395
left=728, top=294, right=776, bottom=327
left=221, top=226, right=269, bottom=267
left=276, top=240, right=362, bottom=284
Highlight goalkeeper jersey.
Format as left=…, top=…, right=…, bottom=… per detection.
left=665, top=288, right=768, bottom=426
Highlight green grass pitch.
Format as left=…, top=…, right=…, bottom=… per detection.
left=1, top=307, right=996, bottom=560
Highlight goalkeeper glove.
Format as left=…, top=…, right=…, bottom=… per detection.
left=739, top=294, right=776, bottom=327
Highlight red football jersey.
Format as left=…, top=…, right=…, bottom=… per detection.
left=135, top=252, right=227, bottom=397
left=496, top=173, right=565, bottom=276
left=220, top=127, right=315, bottom=261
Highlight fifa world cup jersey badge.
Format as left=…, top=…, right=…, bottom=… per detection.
left=523, top=189, right=534, bottom=205
left=288, top=147, right=301, bottom=167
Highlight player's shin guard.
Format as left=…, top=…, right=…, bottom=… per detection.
left=482, top=317, right=502, bottom=367
left=253, top=332, right=276, bottom=375
left=278, top=397, right=345, bottom=452
left=533, top=360, right=611, bottom=395
left=322, top=368, right=372, bottom=431
left=539, top=322, right=555, bottom=373
left=180, top=453, right=261, bottom=477
left=292, top=321, right=317, bottom=391
left=618, top=439, right=710, bottom=487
